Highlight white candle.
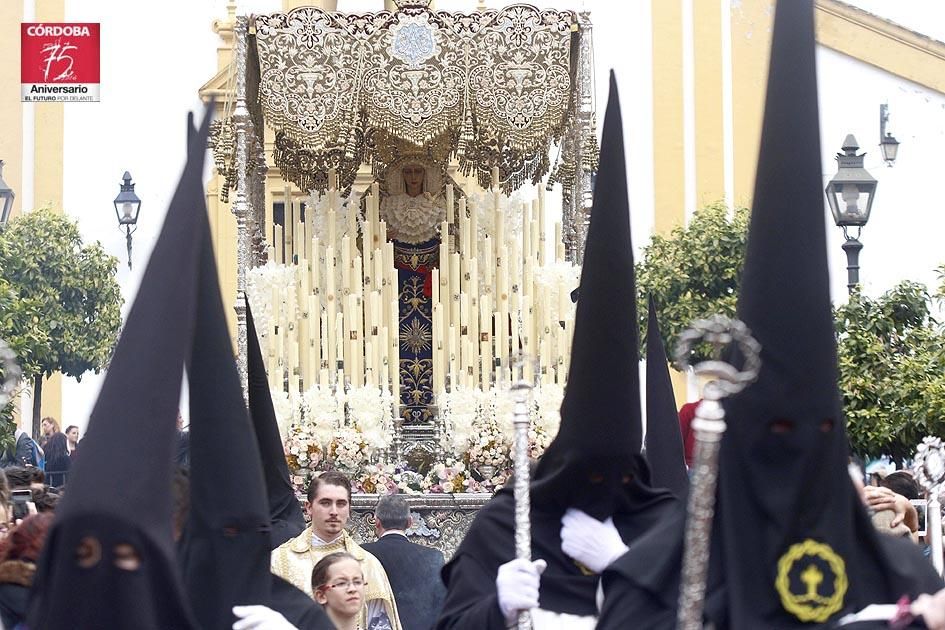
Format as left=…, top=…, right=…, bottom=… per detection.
left=450, top=252, right=461, bottom=335
left=467, top=198, right=477, bottom=261
left=341, top=236, right=352, bottom=297
left=380, top=327, right=390, bottom=391
left=432, top=268, right=440, bottom=306
left=463, top=337, right=473, bottom=389
left=353, top=256, right=363, bottom=297
left=373, top=251, right=383, bottom=294
left=497, top=246, right=509, bottom=313
left=346, top=294, right=358, bottom=387
left=480, top=294, right=493, bottom=389
left=328, top=209, right=337, bottom=253
left=335, top=311, right=345, bottom=383
left=448, top=325, right=459, bottom=390
left=347, top=201, right=358, bottom=241
left=325, top=247, right=337, bottom=374
left=461, top=209, right=470, bottom=257
left=555, top=222, right=565, bottom=262
left=446, top=184, right=454, bottom=225
left=495, top=311, right=507, bottom=384
left=319, top=309, right=328, bottom=374
left=433, top=304, right=443, bottom=394
left=274, top=225, right=284, bottom=265
left=522, top=201, right=531, bottom=261
left=365, top=340, right=375, bottom=387
left=482, top=237, right=493, bottom=292
left=495, top=208, right=505, bottom=255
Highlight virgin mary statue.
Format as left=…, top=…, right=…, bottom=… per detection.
left=379, top=158, right=448, bottom=424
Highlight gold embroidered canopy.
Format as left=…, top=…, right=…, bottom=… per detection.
left=211, top=3, right=593, bottom=198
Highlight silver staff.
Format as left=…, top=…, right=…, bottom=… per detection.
left=674, top=316, right=761, bottom=630
left=914, top=436, right=945, bottom=576
left=511, top=355, right=535, bottom=630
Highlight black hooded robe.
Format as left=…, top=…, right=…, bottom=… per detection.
left=436, top=485, right=679, bottom=629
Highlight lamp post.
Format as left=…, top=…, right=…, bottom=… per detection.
left=0, top=161, right=15, bottom=226
left=879, top=104, right=900, bottom=166
left=824, top=135, right=877, bottom=294
left=113, top=171, right=142, bottom=269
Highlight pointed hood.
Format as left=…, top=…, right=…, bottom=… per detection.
left=713, top=1, right=937, bottom=625
left=26, top=109, right=212, bottom=630
left=531, top=73, right=651, bottom=520
left=643, top=296, right=689, bottom=500
left=178, top=124, right=272, bottom=626
left=246, top=299, right=306, bottom=548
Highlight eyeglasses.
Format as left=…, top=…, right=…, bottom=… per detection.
left=320, top=578, right=367, bottom=591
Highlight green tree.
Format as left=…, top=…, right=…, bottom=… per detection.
left=836, top=282, right=945, bottom=464
left=636, top=201, right=750, bottom=361
left=0, top=208, right=123, bottom=438
left=636, top=202, right=945, bottom=462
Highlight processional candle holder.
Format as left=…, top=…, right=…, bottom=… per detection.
left=0, top=338, right=21, bottom=410
left=510, top=353, right=537, bottom=630
left=673, top=316, right=761, bottom=630
left=913, top=436, right=945, bottom=576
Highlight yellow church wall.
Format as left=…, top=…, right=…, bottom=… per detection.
left=651, top=0, right=685, bottom=236
left=693, top=0, right=725, bottom=208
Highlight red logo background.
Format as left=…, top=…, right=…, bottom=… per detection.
left=21, top=23, right=100, bottom=84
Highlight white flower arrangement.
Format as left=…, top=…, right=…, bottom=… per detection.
left=331, top=426, right=366, bottom=474
left=533, top=262, right=581, bottom=323
left=465, top=190, right=527, bottom=255
left=306, top=192, right=357, bottom=244
left=246, top=261, right=299, bottom=358
left=353, top=463, right=430, bottom=495
left=301, top=384, right=344, bottom=449
left=270, top=387, right=303, bottom=441
left=438, top=387, right=482, bottom=453
left=533, top=384, right=564, bottom=439
left=489, top=387, right=518, bottom=445
left=345, top=385, right=394, bottom=454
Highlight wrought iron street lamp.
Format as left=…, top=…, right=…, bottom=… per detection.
left=113, top=171, right=142, bottom=269
left=0, top=161, right=15, bottom=226
left=879, top=104, right=900, bottom=166
left=825, top=135, right=877, bottom=294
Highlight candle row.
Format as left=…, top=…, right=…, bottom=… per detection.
left=259, top=176, right=579, bottom=411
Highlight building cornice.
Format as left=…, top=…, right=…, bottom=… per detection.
left=816, top=0, right=945, bottom=94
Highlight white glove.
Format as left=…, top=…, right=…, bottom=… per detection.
left=914, top=589, right=945, bottom=630
left=496, top=558, right=548, bottom=623
left=560, top=508, right=629, bottom=573
left=232, top=605, right=298, bottom=630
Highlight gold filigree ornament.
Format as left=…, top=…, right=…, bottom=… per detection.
left=775, top=539, right=848, bottom=623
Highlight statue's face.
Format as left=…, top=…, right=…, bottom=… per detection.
left=402, top=164, right=425, bottom=196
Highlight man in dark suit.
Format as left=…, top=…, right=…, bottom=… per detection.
left=362, top=495, right=445, bottom=630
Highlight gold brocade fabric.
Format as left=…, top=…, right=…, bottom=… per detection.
left=271, top=528, right=402, bottom=630
left=249, top=4, right=577, bottom=194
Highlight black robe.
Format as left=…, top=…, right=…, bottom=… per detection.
left=597, top=505, right=944, bottom=629
left=271, top=575, right=334, bottom=630
left=435, top=485, right=679, bottom=629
